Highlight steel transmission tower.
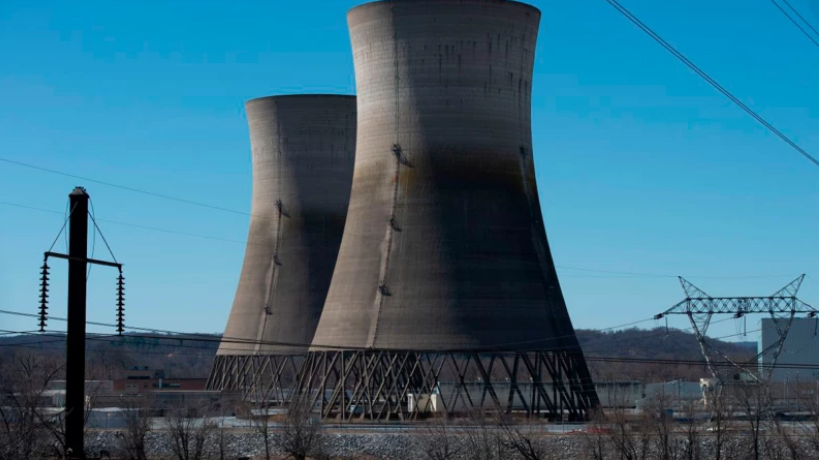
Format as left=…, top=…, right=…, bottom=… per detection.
left=654, top=276, right=816, bottom=383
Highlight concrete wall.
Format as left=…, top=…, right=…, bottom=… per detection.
left=218, top=95, right=356, bottom=355
left=760, top=317, right=819, bottom=383
left=312, top=0, right=584, bottom=355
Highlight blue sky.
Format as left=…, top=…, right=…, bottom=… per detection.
left=1, top=0, right=817, bottom=341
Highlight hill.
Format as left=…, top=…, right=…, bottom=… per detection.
left=576, top=327, right=756, bottom=383
left=0, top=327, right=756, bottom=383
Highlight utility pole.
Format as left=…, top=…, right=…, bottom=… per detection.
left=37, top=187, right=124, bottom=460
left=65, top=186, right=89, bottom=459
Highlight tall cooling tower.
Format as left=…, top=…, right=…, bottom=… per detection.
left=297, top=0, right=599, bottom=421
left=207, top=95, right=356, bottom=401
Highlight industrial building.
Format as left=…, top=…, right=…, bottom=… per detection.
left=760, top=317, right=819, bottom=383
left=207, top=95, right=357, bottom=402
left=296, top=0, right=599, bottom=421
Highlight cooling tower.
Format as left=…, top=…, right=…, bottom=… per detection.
left=208, top=95, right=356, bottom=398
left=299, top=0, right=599, bottom=421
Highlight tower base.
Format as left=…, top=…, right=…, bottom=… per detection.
left=207, top=354, right=302, bottom=404
left=294, top=350, right=599, bottom=421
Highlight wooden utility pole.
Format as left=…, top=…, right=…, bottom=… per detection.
left=65, top=186, right=89, bottom=459
left=37, top=187, right=124, bottom=459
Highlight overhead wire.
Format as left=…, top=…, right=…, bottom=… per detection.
left=780, top=0, right=819, bottom=37
left=768, top=0, right=819, bottom=49
left=0, top=306, right=744, bottom=349
left=0, top=307, right=645, bottom=351
left=48, top=201, right=76, bottom=253
left=0, top=308, right=773, bottom=365
left=87, top=198, right=97, bottom=280
left=0, top=200, right=803, bottom=281
left=87, top=199, right=118, bottom=264
left=0, top=156, right=252, bottom=216
left=1, top=321, right=795, bottom=396
left=2, top=327, right=813, bottom=372
left=602, top=0, right=819, bottom=168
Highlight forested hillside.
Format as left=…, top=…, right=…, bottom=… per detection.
left=577, top=327, right=756, bottom=382
left=0, top=328, right=756, bottom=382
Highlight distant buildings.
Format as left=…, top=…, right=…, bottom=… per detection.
left=113, top=366, right=207, bottom=394
left=759, top=318, right=819, bottom=383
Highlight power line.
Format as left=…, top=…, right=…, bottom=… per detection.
left=781, top=0, right=819, bottom=37
left=602, top=0, right=819, bottom=168
left=769, top=0, right=819, bottom=49
left=0, top=200, right=251, bottom=246
left=0, top=200, right=803, bottom=281
left=4, top=327, right=816, bottom=372
left=0, top=308, right=655, bottom=352
left=555, top=265, right=796, bottom=280
left=0, top=156, right=252, bottom=216
left=0, top=308, right=766, bottom=359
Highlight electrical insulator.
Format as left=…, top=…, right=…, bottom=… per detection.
left=116, top=272, right=125, bottom=335
left=38, top=261, right=50, bottom=332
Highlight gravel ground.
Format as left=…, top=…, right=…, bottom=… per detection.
left=84, top=429, right=819, bottom=459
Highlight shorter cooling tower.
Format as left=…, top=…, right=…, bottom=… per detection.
left=208, top=95, right=356, bottom=401
left=297, top=0, right=599, bottom=421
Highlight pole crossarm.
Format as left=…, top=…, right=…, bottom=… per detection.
left=654, top=275, right=816, bottom=319
left=45, top=251, right=123, bottom=269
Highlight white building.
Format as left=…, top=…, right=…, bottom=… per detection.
left=760, top=317, right=819, bottom=383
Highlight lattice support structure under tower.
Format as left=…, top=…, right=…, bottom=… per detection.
left=207, top=355, right=302, bottom=404
left=294, top=350, right=599, bottom=421
left=654, top=275, right=816, bottom=383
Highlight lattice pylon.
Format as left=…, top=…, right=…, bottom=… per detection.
left=659, top=276, right=815, bottom=385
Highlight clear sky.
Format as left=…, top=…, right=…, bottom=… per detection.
left=1, top=0, right=817, bottom=341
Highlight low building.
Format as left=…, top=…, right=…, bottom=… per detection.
left=112, top=367, right=207, bottom=395
left=638, top=380, right=705, bottom=413
left=760, top=318, right=819, bottom=383
left=47, top=380, right=113, bottom=395
left=113, top=378, right=208, bottom=394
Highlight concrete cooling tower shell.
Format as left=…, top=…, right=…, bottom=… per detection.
left=311, top=0, right=580, bottom=352
left=218, top=95, right=356, bottom=356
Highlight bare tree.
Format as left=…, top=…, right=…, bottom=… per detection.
left=497, top=416, right=552, bottom=460
left=583, top=409, right=609, bottom=460
left=86, top=345, right=127, bottom=381
left=678, top=397, right=703, bottom=460
left=0, top=351, right=62, bottom=460
left=166, top=397, right=218, bottom=460
left=798, top=384, right=819, bottom=457
left=421, top=415, right=460, bottom=460
left=733, top=382, right=769, bottom=460
left=461, top=409, right=504, bottom=460
left=704, top=385, right=739, bottom=460
left=644, top=392, right=679, bottom=460
left=768, top=414, right=803, bottom=460
left=247, top=395, right=272, bottom=460
left=214, top=425, right=234, bottom=460
left=115, top=395, right=152, bottom=460
left=607, top=403, right=651, bottom=460
left=271, top=394, right=327, bottom=460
